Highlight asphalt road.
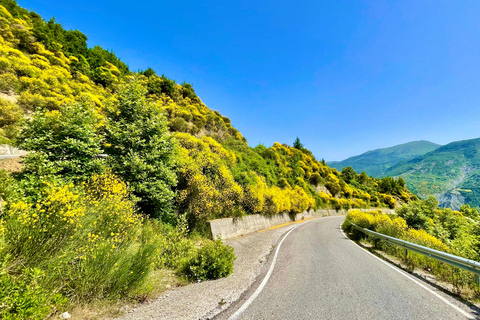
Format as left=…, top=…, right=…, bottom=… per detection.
left=219, top=216, right=478, bottom=320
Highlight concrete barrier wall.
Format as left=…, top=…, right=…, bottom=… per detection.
left=208, top=208, right=395, bottom=240
left=0, top=144, right=26, bottom=156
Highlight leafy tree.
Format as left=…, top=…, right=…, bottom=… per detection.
left=293, top=137, right=303, bottom=150
left=104, top=80, right=178, bottom=221
left=341, top=166, right=357, bottom=184
left=357, top=171, right=368, bottom=184
left=460, top=204, right=480, bottom=220
left=17, top=99, right=104, bottom=180
left=143, top=67, right=156, bottom=78
left=397, top=196, right=438, bottom=230
left=181, top=82, right=198, bottom=101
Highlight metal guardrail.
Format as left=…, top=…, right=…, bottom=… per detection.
left=349, top=222, right=480, bottom=285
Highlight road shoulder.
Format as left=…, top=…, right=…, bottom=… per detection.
left=119, top=219, right=309, bottom=320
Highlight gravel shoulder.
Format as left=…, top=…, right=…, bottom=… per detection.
left=119, top=219, right=305, bottom=320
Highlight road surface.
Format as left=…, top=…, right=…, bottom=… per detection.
left=218, top=216, right=478, bottom=320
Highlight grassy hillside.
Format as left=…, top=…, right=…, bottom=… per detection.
left=0, top=1, right=417, bottom=317
left=385, top=138, right=480, bottom=209
left=328, top=140, right=440, bottom=177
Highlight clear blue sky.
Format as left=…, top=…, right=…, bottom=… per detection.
left=17, top=0, right=480, bottom=161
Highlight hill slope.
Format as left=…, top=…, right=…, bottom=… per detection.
left=328, top=140, right=441, bottom=177
left=385, top=138, right=480, bottom=209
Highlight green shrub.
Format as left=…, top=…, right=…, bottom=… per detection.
left=181, top=239, right=235, bottom=281
left=0, top=268, right=67, bottom=319
left=17, top=99, right=104, bottom=180
left=169, top=117, right=189, bottom=132
left=149, top=216, right=196, bottom=270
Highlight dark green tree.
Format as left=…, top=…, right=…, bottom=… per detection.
left=341, top=166, right=357, bottom=183
left=104, top=80, right=178, bottom=221
left=293, top=137, right=303, bottom=150
left=181, top=82, right=198, bottom=101
left=143, top=67, right=156, bottom=78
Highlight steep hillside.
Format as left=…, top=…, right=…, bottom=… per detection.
left=0, top=0, right=414, bottom=226
left=0, top=1, right=421, bottom=316
left=328, top=140, right=440, bottom=177
left=385, top=138, right=480, bottom=209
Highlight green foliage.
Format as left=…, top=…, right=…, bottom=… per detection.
left=0, top=170, right=19, bottom=205
left=147, top=74, right=177, bottom=98
left=397, top=196, right=438, bottom=230
left=341, top=166, right=356, bottom=183
left=378, top=176, right=406, bottom=196
left=293, top=137, right=303, bottom=149
left=460, top=204, right=480, bottom=220
left=17, top=99, right=104, bottom=180
left=181, top=82, right=198, bottom=102
left=104, top=80, right=177, bottom=221
left=0, top=268, right=67, bottom=319
left=181, top=239, right=235, bottom=281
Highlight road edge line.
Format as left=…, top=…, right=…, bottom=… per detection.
left=339, top=223, right=473, bottom=319
left=227, top=218, right=320, bottom=320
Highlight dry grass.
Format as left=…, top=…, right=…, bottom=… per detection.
left=0, top=157, right=23, bottom=172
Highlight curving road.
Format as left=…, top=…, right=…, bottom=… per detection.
left=218, top=216, right=478, bottom=320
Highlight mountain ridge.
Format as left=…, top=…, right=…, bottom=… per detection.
left=385, top=137, right=480, bottom=209
left=328, top=140, right=441, bottom=177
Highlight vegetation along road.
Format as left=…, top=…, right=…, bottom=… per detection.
left=218, top=216, right=476, bottom=320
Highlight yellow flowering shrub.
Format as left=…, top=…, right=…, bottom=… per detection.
left=176, top=134, right=243, bottom=224
left=83, top=173, right=142, bottom=243
left=318, top=191, right=330, bottom=203
left=343, top=210, right=464, bottom=286
left=289, top=185, right=315, bottom=213
left=380, top=193, right=396, bottom=209
left=4, top=183, right=85, bottom=266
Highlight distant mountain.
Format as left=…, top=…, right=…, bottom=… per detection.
left=328, top=140, right=441, bottom=177
left=385, top=138, right=480, bottom=210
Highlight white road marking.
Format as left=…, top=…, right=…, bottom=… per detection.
left=339, top=224, right=473, bottom=319
left=228, top=217, right=330, bottom=320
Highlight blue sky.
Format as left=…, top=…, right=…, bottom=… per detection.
left=17, top=0, right=480, bottom=161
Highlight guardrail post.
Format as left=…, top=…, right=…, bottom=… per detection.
left=404, top=249, right=408, bottom=262
left=475, top=274, right=479, bottom=286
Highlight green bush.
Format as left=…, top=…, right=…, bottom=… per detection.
left=181, top=239, right=235, bottom=281
left=149, top=217, right=196, bottom=270
left=17, top=99, right=104, bottom=180
left=0, top=268, right=67, bottom=320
